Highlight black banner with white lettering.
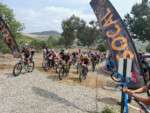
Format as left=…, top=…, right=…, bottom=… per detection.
left=90, top=0, right=147, bottom=89
left=0, top=16, right=20, bottom=58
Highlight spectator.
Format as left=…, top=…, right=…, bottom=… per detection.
left=106, top=55, right=114, bottom=70
left=123, top=83, right=150, bottom=106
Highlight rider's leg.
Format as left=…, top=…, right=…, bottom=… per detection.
left=27, top=58, right=30, bottom=68
left=52, top=58, right=55, bottom=68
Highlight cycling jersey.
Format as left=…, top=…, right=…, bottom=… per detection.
left=59, top=52, right=64, bottom=57
left=51, top=52, right=57, bottom=58
left=72, top=52, right=76, bottom=58
left=22, top=49, right=30, bottom=58
left=91, top=56, right=97, bottom=61
left=62, top=55, right=70, bottom=62
left=141, top=59, right=148, bottom=67
left=43, top=49, right=46, bottom=56
left=80, top=56, right=84, bottom=60
left=82, top=58, right=90, bottom=64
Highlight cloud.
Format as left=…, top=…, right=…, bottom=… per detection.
left=16, top=6, right=96, bottom=33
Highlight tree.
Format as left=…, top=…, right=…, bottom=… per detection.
left=97, top=43, right=108, bottom=52
left=61, top=15, right=86, bottom=48
left=0, top=2, right=24, bottom=53
left=146, top=43, right=150, bottom=53
left=47, top=36, right=59, bottom=47
left=77, top=21, right=105, bottom=48
left=124, top=0, right=150, bottom=42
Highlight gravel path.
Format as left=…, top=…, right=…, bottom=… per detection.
left=0, top=63, right=123, bottom=113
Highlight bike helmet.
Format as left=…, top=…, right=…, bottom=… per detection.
left=84, top=54, right=88, bottom=58
left=61, top=48, right=64, bottom=52
left=64, top=50, right=68, bottom=55
left=48, top=49, right=51, bottom=52
left=23, top=46, right=28, bottom=50
left=25, top=43, right=28, bottom=47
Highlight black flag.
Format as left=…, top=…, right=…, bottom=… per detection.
left=0, top=16, right=20, bottom=58
left=90, top=0, right=147, bottom=89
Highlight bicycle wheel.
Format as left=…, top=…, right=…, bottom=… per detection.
left=111, top=72, right=122, bottom=82
left=77, top=63, right=80, bottom=74
left=92, top=62, right=95, bottom=72
left=83, top=68, right=87, bottom=79
left=79, top=69, right=85, bottom=82
left=59, top=67, right=64, bottom=80
left=44, top=62, right=50, bottom=71
left=28, top=61, right=34, bottom=72
left=13, top=63, right=22, bottom=76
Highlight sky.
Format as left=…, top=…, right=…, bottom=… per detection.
left=0, top=0, right=142, bottom=33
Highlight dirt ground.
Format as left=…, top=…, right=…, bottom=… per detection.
left=0, top=53, right=147, bottom=113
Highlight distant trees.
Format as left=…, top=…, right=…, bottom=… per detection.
left=146, top=43, right=150, bottom=53
left=97, top=43, right=108, bottom=52
left=61, top=15, right=105, bottom=49
left=124, top=0, right=150, bottom=42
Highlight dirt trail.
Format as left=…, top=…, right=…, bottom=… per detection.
left=0, top=53, right=144, bottom=113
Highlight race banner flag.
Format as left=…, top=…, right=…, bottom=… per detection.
left=0, top=16, right=20, bottom=58
left=90, top=0, right=147, bottom=89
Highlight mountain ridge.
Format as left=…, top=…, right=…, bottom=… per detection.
left=30, top=30, right=61, bottom=37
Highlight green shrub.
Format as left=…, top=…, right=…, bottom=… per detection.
left=97, top=43, right=108, bottom=52
left=101, top=107, right=115, bottom=113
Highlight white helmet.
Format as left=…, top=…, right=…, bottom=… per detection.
left=25, top=43, right=28, bottom=46
left=64, top=50, right=68, bottom=55
left=84, top=54, right=88, bottom=58
left=48, top=49, right=51, bottom=52
left=93, top=53, right=96, bottom=56
left=52, top=49, right=55, bottom=52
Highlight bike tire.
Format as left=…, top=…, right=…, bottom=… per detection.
left=13, top=63, right=22, bottom=76
left=59, top=67, right=64, bottom=80
left=92, top=62, right=95, bottom=72
left=56, top=64, right=59, bottom=74
left=28, top=61, right=34, bottom=72
left=79, top=69, right=85, bottom=82
left=77, top=64, right=80, bottom=74
left=111, top=72, right=122, bottom=82
left=44, top=63, right=50, bottom=71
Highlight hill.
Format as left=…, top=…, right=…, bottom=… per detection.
left=31, top=30, right=61, bottom=37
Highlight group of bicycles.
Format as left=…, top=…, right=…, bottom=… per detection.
left=42, top=51, right=106, bottom=82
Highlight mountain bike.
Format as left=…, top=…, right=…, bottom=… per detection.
left=44, top=57, right=52, bottom=71
left=96, top=58, right=100, bottom=65
left=79, top=64, right=87, bottom=82
left=77, top=61, right=82, bottom=74
left=58, top=60, right=70, bottom=80
left=13, top=58, right=34, bottom=76
left=111, top=72, right=122, bottom=82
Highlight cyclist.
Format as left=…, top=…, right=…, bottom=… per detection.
left=91, top=53, right=97, bottom=65
left=60, top=50, right=71, bottom=75
left=123, top=83, right=150, bottom=105
left=58, top=48, right=64, bottom=58
left=51, top=49, right=57, bottom=68
left=72, top=51, right=77, bottom=63
left=17, top=45, right=31, bottom=69
left=82, top=54, right=91, bottom=72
